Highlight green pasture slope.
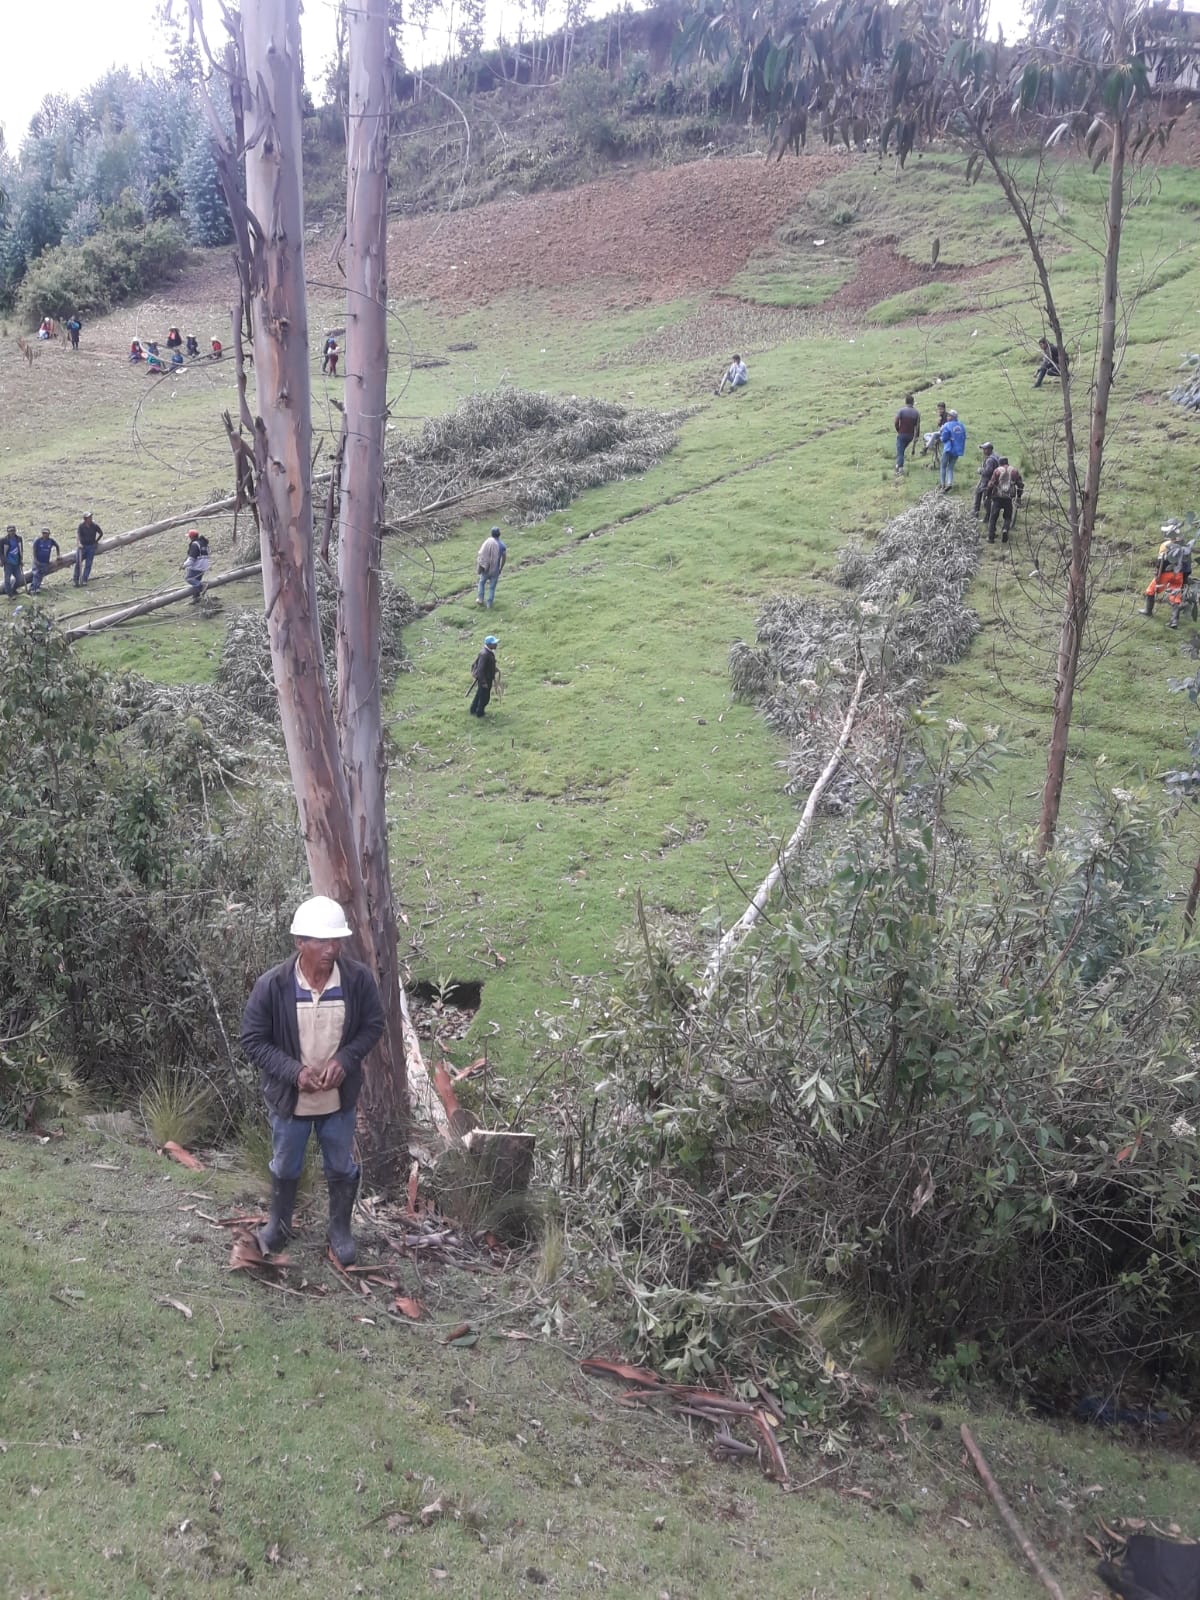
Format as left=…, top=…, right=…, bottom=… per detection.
left=5, top=1135, right=1200, bottom=1599
left=1, top=156, right=1198, bottom=1049
left=4, top=152, right=1200, bottom=1596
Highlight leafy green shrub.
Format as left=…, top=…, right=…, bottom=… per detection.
left=0, top=614, right=304, bottom=1130
left=14, top=218, right=190, bottom=323
left=560, top=66, right=619, bottom=154
left=546, top=727, right=1200, bottom=1409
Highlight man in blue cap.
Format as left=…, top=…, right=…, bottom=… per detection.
left=469, top=635, right=500, bottom=718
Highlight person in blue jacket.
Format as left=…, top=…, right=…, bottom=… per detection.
left=29, top=528, right=60, bottom=592
left=939, top=410, right=967, bottom=491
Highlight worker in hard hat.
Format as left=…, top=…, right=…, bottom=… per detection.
left=239, top=895, right=385, bottom=1265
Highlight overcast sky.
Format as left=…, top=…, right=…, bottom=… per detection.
left=0, top=0, right=1101, bottom=160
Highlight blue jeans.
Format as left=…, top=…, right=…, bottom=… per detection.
left=74, top=545, right=96, bottom=585
left=1034, top=360, right=1058, bottom=387
left=29, top=562, right=50, bottom=593
left=940, top=453, right=958, bottom=488
left=268, top=1103, right=359, bottom=1181
left=3, top=564, right=20, bottom=596
left=477, top=571, right=499, bottom=607
left=895, top=434, right=914, bottom=470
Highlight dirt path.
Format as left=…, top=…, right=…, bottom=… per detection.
left=387, top=152, right=853, bottom=310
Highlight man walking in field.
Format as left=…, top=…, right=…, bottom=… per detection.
left=74, top=511, right=103, bottom=587
left=894, top=393, right=921, bottom=472
left=240, top=895, right=385, bottom=1265
left=938, top=410, right=966, bottom=490
left=468, top=635, right=500, bottom=718
left=985, top=457, right=1024, bottom=543
left=1033, top=336, right=1062, bottom=388
left=974, top=442, right=999, bottom=519
left=475, top=526, right=507, bottom=608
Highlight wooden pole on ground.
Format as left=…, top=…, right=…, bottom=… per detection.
left=960, top=1426, right=1065, bottom=1600
left=698, top=667, right=868, bottom=1003
left=62, top=563, right=262, bottom=639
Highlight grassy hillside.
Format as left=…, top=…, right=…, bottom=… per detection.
left=5, top=1127, right=1200, bottom=1598
left=2, top=153, right=1198, bottom=1053
left=4, top=143, right=1200, bottom=1597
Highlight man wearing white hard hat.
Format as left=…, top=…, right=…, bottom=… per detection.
left=240, top=895, right=385, bottom=1264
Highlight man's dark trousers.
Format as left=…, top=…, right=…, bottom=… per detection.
left=988, top=497, right=1015, bottom=541
left=469, top=683, right=492, bottom=717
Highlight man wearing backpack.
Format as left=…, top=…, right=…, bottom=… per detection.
left=974, top=442, right=999, bottom=519
left=894, top=394, right=921, bottom=472
left=468, top=635, right=500, bottom=718
left=1145, top=532, right=1193, bottom=628
left=985, top=458, right=1024, bottom=542
left=938, top=410, right=966, bottom=490
left=475, top=526, right=507, bottom=609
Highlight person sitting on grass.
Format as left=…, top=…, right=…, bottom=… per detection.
left=129, top=338, right=144, bottom=363
left=147, top=349, right=167, bottom=375
left=185, top=334, right=200, bottom=358
left=717, top=353, right=748, bottom=395
left=166, top=327, right=182, bottom=350
left=210, top=336, right=224, bottom=360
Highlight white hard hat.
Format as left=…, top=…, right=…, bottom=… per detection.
left=290, top=895, right=352, bottom=939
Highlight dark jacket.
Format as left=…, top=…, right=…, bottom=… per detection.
left=894, top=404, right=920, bottom=438
left=977, top=451, right=1000, bottom=488
left=240, top=953, right=385, bottom=1118
left=77, top=519, right=102, bottom=547
left=472, top=646, right=498, bottom=690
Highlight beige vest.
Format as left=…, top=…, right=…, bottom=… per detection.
left=294, top=960, right=345, bottom=1117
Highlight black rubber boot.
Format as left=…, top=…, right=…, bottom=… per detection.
left=1145, top=594, right=1155, bottom=616
left=327, top=1173, right=360, bottom=1266
left=256, top=1176, right=299, bottom=1255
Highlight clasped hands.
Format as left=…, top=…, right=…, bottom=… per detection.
left=298, top=1059, right=345, bottom=1093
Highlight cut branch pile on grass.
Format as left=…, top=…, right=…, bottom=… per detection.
left=730, top=493, right=980, bottom=805
left=1169, top=352, right=1200, bottom=412
left=381, top=387, right=685, bottom=533
left=214, top=562, right=420, bottom=732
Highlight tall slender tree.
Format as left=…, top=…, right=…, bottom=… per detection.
left=336, top=0, right=409, bottom=1175
left=188, top=0, right=410, bottom=1180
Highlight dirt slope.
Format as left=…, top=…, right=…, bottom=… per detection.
left=386, top=152, right=852, bottom=311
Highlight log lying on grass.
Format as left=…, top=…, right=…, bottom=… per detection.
left=62, top=563, right=263, bottom=639
left=699, top=666, right=868, bottom=1003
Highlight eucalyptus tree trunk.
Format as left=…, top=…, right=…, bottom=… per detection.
left=337, top=0, right=409, bottom=1174
left=238, top=0, right=374, bottom=995
left=1037, top=113, right=1127, bottom=854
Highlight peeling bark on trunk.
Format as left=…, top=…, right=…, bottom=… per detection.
left=337, top=0, right=409, bottom=1181
left=239, top=0, right=375, bottom=993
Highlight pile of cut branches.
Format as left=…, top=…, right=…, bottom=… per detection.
left=729, top=492, right=980, bottom=806
left=382, top=386, right=685, bottom=532
left=1169, top=352, right=1200, bottom=412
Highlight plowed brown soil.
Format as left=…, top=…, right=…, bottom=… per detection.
left=386, top=152, right=852, bottom=311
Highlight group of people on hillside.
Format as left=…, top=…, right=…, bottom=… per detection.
left=893, top=394, right=1023, bottom=541
left=1, top=512, right=105, bottom=596
left=130, top=328, right=223, bottom=373
left=37, top=315, right=83, bottom=350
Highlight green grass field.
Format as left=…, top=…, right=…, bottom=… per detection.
left=3, top=149, right=1200, bottom=1594
left=5, top=1129, right=1200, bottom=1598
